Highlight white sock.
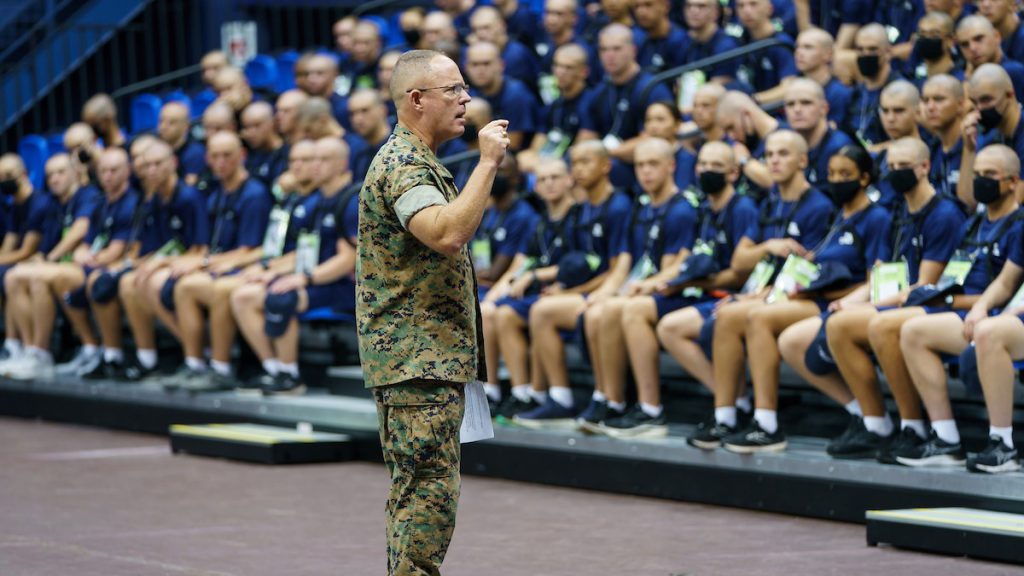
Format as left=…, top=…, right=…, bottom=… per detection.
left=592, top=390, right=607, bottom=403
left=754, top=409, right=778, bottom=434
left=512, top=384, right=532, bottom=403
left=735, top=394, right=752, bottom=414
left=715, top=406, right=737, bottom=427
left=901, top=419, right=927, bottom=439
left=4, top=339, right=21, bottom=355
left=991, top=426, right=1015, bottom=449
left=845, top=399, right=862, bottom=416
left=530, top=388, right=549, bottom=404
left=483, top=382, right=501, bottom=402
left=640, top=402, right=663, bottom=418
left=136, top=349, right=157, bottom=369
left=262, top=359, right=279, bottom=375
left=279, top=362, right=299, bottom=377
left=931, top=419, right=960, bottom=444
left=185, top=357, right=207, bottom=372
left=608, top=400, right=627, bottom=412
left=29, top=346, right=52, bottom=363
left=549, top=386, right=574, bottom=409
left=210, top=360, right=232, bottom=376
left=863, top=415, right=894, bottom=437
left=103, top=348, right=123, bottom=363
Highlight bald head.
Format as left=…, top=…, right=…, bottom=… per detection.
left=206, top=131, right=246, bottom=181
left=82, top=94, right=118, bottom=131
left=856, top=23, right=891, bottom=49
left=242, top=101, right=274, bottom=125
left=296, top=97, right=337, bottom=139
left=599, top=22, right=633, bottom=45
left=97, top=148, right=130, bottom=195
left=275, top=89, right=309, bottom=140
left=0, top=154, right=26, bottom=180
left=958, top=14, right=997, bottom=36
left=314, top=136, right=351, bottom=185
left=976, top=143, right=1021, bottom=181
left=304, top=54, right=339, bottom=98
left=697, top=140, right=737, bottom=171
left=201, top=50, right=229, bottom=87
left=45, top=154, right=76, bottom=197
left=886, top=137, right=932, bottom=180
left=799, top=27, right=834, bottom=51
left=471, top=6, right=508, bottom=45
left=389, top=49, right=445, bottom=104
left=766, top=129, right=809, bottom=157
left=287, top=139, right=318, bottom=189
left=923, top=73, right=964, bottom=100
left=63, top=122, right=98, bottom=152
left=920, top=10, right=955, bottom=37
left=421, top=11, right=458, bottom=48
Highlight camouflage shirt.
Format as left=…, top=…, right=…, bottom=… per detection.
left=356, top=124, right=486, bottom=388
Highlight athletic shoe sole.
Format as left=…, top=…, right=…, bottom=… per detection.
left=723, top=440, right=788, bottom=454
left=597, top=424, right=669, bottom=439
left=895, top=454, right=965, bottom=467
left=968, top=460, right=1022, bottom=474
left=687, top=437, right=723, bottom=450
left=263, top=384, right=308, bottom=397
left=512, top=416, right=578, bottom=430
left=828, top=448, right=880, bottom=460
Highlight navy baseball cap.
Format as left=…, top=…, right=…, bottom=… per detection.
left=64, top=286, right=89, bottom=310
left=556, top=251, right=598, bottom=288
left=804, top=313, right=838, bottom=376
left=904, top=283, right=964, bottom=308
left=804, top=262, right=854, bottom=293
left=666, top=253, right=720, bottom=288
left=159, top=277, right=178, bottom=312
left=264, top=290, right=300, bottom=338
left=90, top=270, right=125, bottom=304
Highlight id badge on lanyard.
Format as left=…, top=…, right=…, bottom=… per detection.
left=677, top=70, right=706, bottom=111
left=1007, top=281, right=1024, bottom=309
left=470, top=239, right=492, bottom=270
left=540, top=129, right=572, bottom=159
left=262, top=206, right=291, bottom=259
left=622, top=253, right=657, bottom=293
left=741, top=258, right=777, bottom=295
left=156, top=239, right=185, bottom=258
left=936, top=249, right=975, bottom=289
left=766, top=255, right=820, bottom=304
left=871, top=261, right=910, bottom=304
left=90, top=232, right=109, bottom=255
left=295, top=231, right=321, bottom=275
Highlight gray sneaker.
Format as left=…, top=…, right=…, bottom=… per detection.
left=55, top=347, right=102, bottom=377
left=160, top=365, right=210, bottom=392
left=181, top=370, right=238, bottom=394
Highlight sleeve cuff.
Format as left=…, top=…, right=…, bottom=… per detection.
left=394, top=185, right=448, bottom=229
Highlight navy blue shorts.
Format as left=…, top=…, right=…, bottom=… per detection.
left=495, top=293, right=540, bottom=321
left=307, top=281, right=355, bottom=314
left=695, top=300, right=719, bottom=361
left=653, top=293, right=709, bottom=320
left=65, top=265, right=98, bottom=309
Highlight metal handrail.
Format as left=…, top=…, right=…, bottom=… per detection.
left=639, top=36, right=795, bottom=103
left=110, top=63, right=203, bottom=99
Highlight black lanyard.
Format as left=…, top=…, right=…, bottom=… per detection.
left=209, top=179, right=247, bottom=254
left=602, top=74, right=641, bottom=137
left=632, top=193, right=683, bottom=259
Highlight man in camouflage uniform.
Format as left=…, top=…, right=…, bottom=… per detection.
left=357, top=49, right=510, bottom=576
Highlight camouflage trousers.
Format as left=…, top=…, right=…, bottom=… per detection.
left=374, top=380, right=465, bottom=576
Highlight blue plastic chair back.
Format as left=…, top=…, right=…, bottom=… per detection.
left=47, top=132, right=66, bottom=156
left=130, top=93, right=163, bottom=135
left=245, top=55, right=279, bottom=90
left=275, top=50, right=300, bottom=94
left=163, top=89, right=192, bottom=108
left=191, top=89, right=217, bottom=120
left=17, top=135, right=48, bottom=190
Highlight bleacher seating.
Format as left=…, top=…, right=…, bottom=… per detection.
left=129, top=93, right=163, bottom=135
left=244, top=55, right=279, bottom=91
left=16, top=134, right=47, bottom=189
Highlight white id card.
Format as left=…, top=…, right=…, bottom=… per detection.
left=460, top=380, right=494, bottom=444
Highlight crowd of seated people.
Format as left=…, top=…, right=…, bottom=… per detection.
left=6, top=0, right=1024, bottom=475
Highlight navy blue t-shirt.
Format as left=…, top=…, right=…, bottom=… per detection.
left=929, top=138, right=963, bottom=201
left=85, top=188, right=141, bottom=246
left=634, top=24, right=690, bottom=74
left=539, top=88, right=595, bottom=142
left=60, top=183, right=102, bottom=231
left=845, top=69, right=905, bottom=146
left=806, top=129, right=854, bottom=187
left=154, top=182, right=211, bottom=256
left=246, top=144, right=289, bottom=187
left=581, top=71, right=674, bottom=139
left=470, top=77, right=539, bottom=136
left=873, top=0, right=923, bottom=46
left=6, top=191, right=61, bottom=254
left=676, top=28, right=739, bottom=79
left=176, top=138, right=206, bottom=179
left=675, top=148, right=697, bottom=192
left=977, top=115, right=1024, bottom=178
left=891, top=196, right=965, bottom=284
left=135, top=194, right=163, bottom=257
left=521, top=208, right=577, bottom=268
left=278, top=191, right=318, bottom=255
left=1004, top=22, right=1024, bottom=64
left=535, top=33, right=602, bottom=85
left=206, top=177, right=273, bottom=253
left=503, top=40, right=542, bottom=92
left=811, top=0, right=872, bottom=38
left=814, top=203, right=893, bottom=281
left=696, top=193, right=759, bottom=270
left=736, top=32, right=798, bottom=94
left=574, top=190, right=633, bottom=274
left=617, top=193, right=698, bottom=267
left=824, top=76, right=853, bottom=127
left=960, top=212, right=1024, bottom=295
left=756, top=186, right=834, bottom=249
left=345, top=133, right=373, bottom=183
left=301, top=188, right=350, bottom=264
left=477, top=198, right=539, bottom=260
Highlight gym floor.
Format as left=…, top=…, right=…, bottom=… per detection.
left=0, top=417, right=1017, bottom=576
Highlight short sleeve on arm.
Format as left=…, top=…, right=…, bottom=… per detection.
left=394, top=185, right=449, bottom=230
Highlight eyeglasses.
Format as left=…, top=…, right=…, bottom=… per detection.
left=406, top=83, right=469, bottom=97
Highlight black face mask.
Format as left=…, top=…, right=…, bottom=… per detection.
left=856, top=54, right=881, bottom=79
left=973, top=175, right=1004, bottom=204
left=403, top=28, right=421, bottom=47
left=888, top=167, right=919, bottom=195
left=979, top=105, right=1004, bottom=131
left=916, top=36, right=945, bottom=61
left=461, top=122, right=478, bottom=144
left=828, top=180, right=861, bottom=206
left=491, top=174, right=511, bottom=197
left=0, top=179, right=17, bottom=196
left=699, top=170, right=727, bottom=195
left=744, top=130, right=760, bottom=152
left=77, top=148, right=92, bottom=164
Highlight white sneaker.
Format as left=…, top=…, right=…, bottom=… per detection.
left=55, top=347, right=102, bottom=377
left=0, top=350, right=31, bottom=376
left=7, top=354, right=55, bottom=381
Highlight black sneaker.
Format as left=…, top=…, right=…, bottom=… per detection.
left=723, top=421, right=787, bottom=453
left=967, top=435, right=1021, bottom=474
left=895, top=430, right=966, bottom=467
left=827, top=416, right=888, bottom=459
left=182, top=370, right=237, bottom=394
left=494, top=395, right=539, bottom=422
left=577, top=400, right=626, bottom=434
left=598, top=404, right=669, bottom=439
left=877, top=427, right=926, bottom=464
left=161, top=365, right=210, bottom=392
left=687, top=416, right=738, bottom=450
left=122, top=362, right=158, bottom=382
left=238, top=372, right=275, bottom=396
left=262, top=373, right=307, bottom=396
left=81, top=359, right=125, bottom=381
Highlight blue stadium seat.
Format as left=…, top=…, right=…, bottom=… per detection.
left=191, top=89, right=216, bottom=120
left=300, top=307, right=355, bottom=324
left=46, top=132, right=65, bottom=157
left=130, top=93, right=163, bottom=135
left=163, top=89, right=192, bottom=109
left=275, top=50, right=299, bottom=94
left=17, top=134, right=48, bottom=190
left=245, top=55, right=279, bottom=91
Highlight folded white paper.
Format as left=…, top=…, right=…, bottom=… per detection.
left=460, top=380, right=494, bottom=443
